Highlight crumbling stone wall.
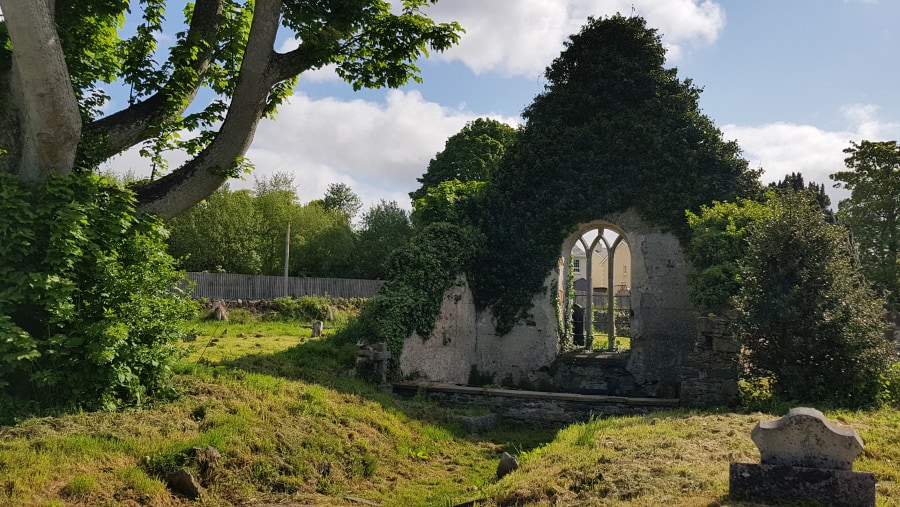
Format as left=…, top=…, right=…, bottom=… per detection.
left=604, top=210, right=696, bottom=398
left=400, top=208, right=740, bottom=408
left=399, top=274, right=558, bottom=386
left=679, top=314, right=741, bottom=407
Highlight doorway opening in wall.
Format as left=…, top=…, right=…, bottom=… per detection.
left=562, top=221, right=632, bottom=351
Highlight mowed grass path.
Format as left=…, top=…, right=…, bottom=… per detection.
left=0, top=320, right=898, bottom=506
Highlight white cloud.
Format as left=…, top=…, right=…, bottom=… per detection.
left=721, top=103, right=900, bottom=205
left=241, top=91, right=519, bottom=209
left=425, top=0, right=725, bottom=77
left=103, top=91, right=519, bottom=211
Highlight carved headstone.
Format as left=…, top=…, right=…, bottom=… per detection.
left=751, top=407, right=863, bottom=470
left=311, top=320, right=324, bottom=337
left=730, top=407, right=875, bottom=507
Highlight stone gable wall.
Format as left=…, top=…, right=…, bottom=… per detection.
left=399, top=208, right=739, bottom=408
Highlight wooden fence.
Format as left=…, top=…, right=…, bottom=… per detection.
left=185, top=272, right=384, bottom=300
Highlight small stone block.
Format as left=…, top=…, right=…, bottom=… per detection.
left=711, top=336, right=740, bottom=353
left=751, top=407, right=864, bottom=470
left=729, top=463, right=875, bottom=507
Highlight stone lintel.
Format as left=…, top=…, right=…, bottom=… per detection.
left=751, top=407, right=864, bottom=470
left=729, top=463, right=875, bottom=507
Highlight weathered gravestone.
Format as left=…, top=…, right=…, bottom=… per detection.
left=356, top=341, right=392, bottom=389
left=729, top=407, right=875, bottom=507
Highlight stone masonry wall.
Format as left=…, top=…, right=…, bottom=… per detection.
left=400, top=274, right=558, bottom=386
left=399, top=209, right=737, bottom=408
left=679, top=314, right=741, bottom=407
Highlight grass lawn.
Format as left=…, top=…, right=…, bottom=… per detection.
left=0, top=319, right=898, bottom=506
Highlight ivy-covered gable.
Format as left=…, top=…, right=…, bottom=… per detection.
left=472, top=15, right=760, bottom=330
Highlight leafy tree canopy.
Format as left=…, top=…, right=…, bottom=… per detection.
left=0, top=0, right=462, bottom=216
left=409, top=118, right=517, bottom=202
left=356, top=200, right=413, bottom=279
left=686, top=191, right=894, bottom=407
left=411, top=178, right=486, bottom=228
left=831, top=140, right=900, bottom=309
left=769, top=172, right=832, bottom=219
left=166, top=178, right=361, bottom=277
left=322, top=182, right=363, bottom=220
left=685, top=196, right=772, bottom=313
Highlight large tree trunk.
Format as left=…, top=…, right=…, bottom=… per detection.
left=136, top=0, right=284, bottom=217
left=0, top=0, right=81, bottom=180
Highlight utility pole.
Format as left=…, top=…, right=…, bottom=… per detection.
left=283, top=222, right=291, bottom=296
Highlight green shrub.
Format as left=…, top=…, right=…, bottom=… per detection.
left=880, top=362, right=900, bottom=408
left=735, top=192, right=894, bottom=408
left=226, top=308, right=254, bottom=324
left=0, top=174, right=196, bottom=414
left=273, top=296, right=330, bottom=322
left=685, top=198, right=771, bottom=313
left=738, top=377, right=791, bottom=414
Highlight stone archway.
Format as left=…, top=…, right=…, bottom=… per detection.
left=559, top=220, right=632, bottom=351
left=554, top=209, right=697, bottom=397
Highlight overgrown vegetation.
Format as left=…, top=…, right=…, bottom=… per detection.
left=832, top=140, right=900, bottom=310
left=357, top=14, right=761, bottom=348
left=468, top=15, right=760, bottom=331
left=0, top=316, right=554, bottom=506
left=687, top=190, right=897, bottom=407
left=685, top=197, right=771, bottom=313
left=409, top=118, right=517, bottom=204
left=735, top=191, right=894, bottom=407
left=166, top=174, right=412, bottom=279
left=354, top=222, right=483, bottom=361
left=479, top=408, right=900, bottom=506
left=2, top=312, right=898, bottom=506
left=0, top=174, right=195, bottom=413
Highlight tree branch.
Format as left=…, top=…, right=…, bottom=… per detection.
left=269, top=33, right=347, bottom=83
left=0, top=0, right=81, bottom=179
left=86, top=0, right=224, bottom=161
left=136, top=0, right=283, bottom=217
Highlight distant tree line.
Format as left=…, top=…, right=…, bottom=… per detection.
left=164, top=175, right=412, bottom=280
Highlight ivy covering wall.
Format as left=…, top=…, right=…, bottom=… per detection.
left=357, top=14, right=761, bottom=355
left=469, top=15, right=760, bottom=331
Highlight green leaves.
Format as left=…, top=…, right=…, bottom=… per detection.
left=357, top=222, right=481, bottom=360
left=464, top=15, right=759, bottom=328
left=685, top=197, right=771, bottom=312
left=832, top=140, right=900, bottom=309
left=410, top=118, right=517, bottom=204
left=280, top=0, right=462, bottom=90
left=731, top=191, right=894, bottom=407
left=0, top=174, right=195, bottom=412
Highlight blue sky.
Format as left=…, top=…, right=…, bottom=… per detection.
left=105, top=0, right=900, bottom=211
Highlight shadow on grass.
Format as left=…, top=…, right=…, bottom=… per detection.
left=210, top=332, right=557, bottom=457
